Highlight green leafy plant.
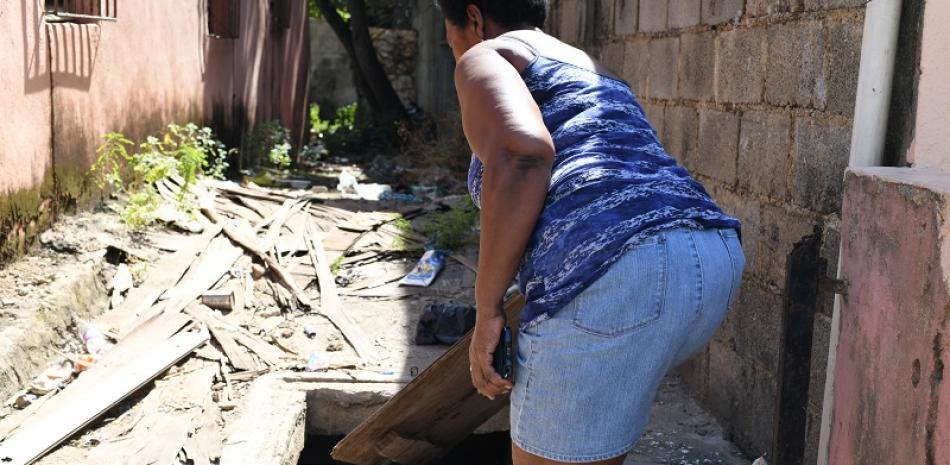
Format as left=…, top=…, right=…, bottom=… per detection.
left=243, top=120, right=293, bottom=170
left=421, top=202, right=479, bottom=251
left=90, top=123, right=233, bottom=228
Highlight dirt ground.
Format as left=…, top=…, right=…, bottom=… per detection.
left=0, top=170, right=750, bottom=465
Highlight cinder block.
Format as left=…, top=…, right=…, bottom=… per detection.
left=676, top=346, right=709, bottom=402
left=669, top=0, right=701, bottom=28
left=738, top=111, right=792, bottom=199
left=597, top=40, right=626, bottom=76
left=639, top=0, right=669, bottom=32
left=716, top=26, right=767, bottom=103
left=556, top=0, right=587, bottom=45
left=707, top=341, right=778, bottom=454
left=622, top=38, right=650, bottom=94
left=732, top=280, right=784, bottom=375
left=803, top=409, right=822, bottom=465
left=804, top=0, right=867, bottom=10
left=702, top=0, right=744, bottom=25
left=594, top=0, right=617, bottom=39
left=753, top=202, right=820, bottom=290
left=696, top=109, right=739, bottom=185
left=662, top=105, right=699, bottom=165
left=765, top=20, right=825, bottom=108
left=791, top=116, right=851, bottom=213
left=646, top=36, right=679, bottom=99
left=746, top=0, right=804, bottom=16
left=823, top=19, right=863, bottom=116
left=614, top=0, right=640, bottom=35
left=808, top=312, right=832, bottom=409
left=677, top=31, right=715, bottom=101
left=642, top=103, right=667, bottom=140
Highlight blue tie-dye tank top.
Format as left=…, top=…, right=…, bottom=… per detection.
left=467, top=51, right=742, bottom=328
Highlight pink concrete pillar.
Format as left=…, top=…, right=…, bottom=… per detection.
left=829, top=167, right=950, bottom=465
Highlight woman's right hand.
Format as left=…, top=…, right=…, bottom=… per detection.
left=469, top=308, right=513, bottom=400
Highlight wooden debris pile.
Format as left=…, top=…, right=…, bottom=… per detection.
left=0, top=178, right=443, bottom=465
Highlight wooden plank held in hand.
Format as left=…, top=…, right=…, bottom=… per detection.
left=0, top=329, right=210, bottom=465
left=330, top=294, right=525, bottom=465
left=305, top=221, right=380, bottom=366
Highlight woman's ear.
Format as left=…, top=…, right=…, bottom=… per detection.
left=465, top=4, right=485, bottom=40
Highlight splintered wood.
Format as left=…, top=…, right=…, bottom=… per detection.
left=332, top=294, right=525, bottom=465
left=0, top=181, right=476, bottom=465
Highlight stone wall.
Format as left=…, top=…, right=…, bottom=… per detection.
left=309, top=20, right=417, bottom=113
left=546, top=0, right=867, bottom=457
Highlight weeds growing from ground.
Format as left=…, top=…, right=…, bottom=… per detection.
left=90, top=123, right=232, bottom=229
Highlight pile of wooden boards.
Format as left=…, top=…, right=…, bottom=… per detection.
left=0, top=178, right=435, bottom=465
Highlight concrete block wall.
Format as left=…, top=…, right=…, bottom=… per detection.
left=547, top=0, right=866, bottom=457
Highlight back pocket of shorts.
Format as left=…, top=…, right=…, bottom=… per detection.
left=572, top=236, right=668, bottom=337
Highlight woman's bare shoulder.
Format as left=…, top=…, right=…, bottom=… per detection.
left=487, top=30, right=623, bottom=81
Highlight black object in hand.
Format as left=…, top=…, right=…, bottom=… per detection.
left=492, top=326, right=513, bottom=380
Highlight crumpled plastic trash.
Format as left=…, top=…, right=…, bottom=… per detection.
left=28, top=360, right=74, bottom=395
left=751, top=456, right=769, bottom=465
left=415, top=302, right=477, bottom=345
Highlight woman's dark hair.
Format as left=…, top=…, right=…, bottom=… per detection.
left=436, top=0, right=548, bottom=29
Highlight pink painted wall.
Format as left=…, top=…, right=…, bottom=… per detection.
left=909, top=0, right=950, bottom=170
left=829, top=167, right=950, bottom=465
left=0, top=0, right=310, bottom=259
left=0, top=0, right=55, bottom=255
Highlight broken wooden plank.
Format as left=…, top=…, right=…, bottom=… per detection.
left=201, top=203, right=315, bottom=310
left=331, top=294, right=525, bottom=465
left=305, top=222, right=380, bottom=366
left=122, top=234, right=243, bottom=337
left=0, top=328, right=210, bottom=465
left=96, top=223, right=224, bottom=335
left=376, top=431, right=446, bottom=464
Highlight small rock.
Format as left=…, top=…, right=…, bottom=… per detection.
left=1, top=298, right=16, bottom=307
left=280, top=328, right=294, bottom=339
left=326, top=340, right=344, bottom=352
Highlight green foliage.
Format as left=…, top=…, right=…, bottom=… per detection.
left=243, top=120, right=292, bottom=170
left=421, top=202, right=479, bottom=251
left=90, top=123, right=233, bottom=229
left=308, top=0, right=350, bottom=22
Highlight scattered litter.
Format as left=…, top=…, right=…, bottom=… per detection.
left=379, top=191, right=422, bottom=203
left=415, top=302, right=476, bottom=345
left=303, top=324, right=318, bottom=339
left=306, top=351, right=331, bottom=371
left=355, top=183, right=393, bottom=201
left=81, top=324, right=112, bottom=359
left=1, top=298, right=16, bottom=307
left=337, top=169, right=359, bottom=193
left=751, top=456, right=768, bottom=465
left=13, top=393, right=37, bottom=409
left=399, top=250, right=445, bottom=287
left=28, top=360, right=73, bottom=395
left=201, top=289, right=235, bottom=311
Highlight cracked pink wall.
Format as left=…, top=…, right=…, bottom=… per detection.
left=829, top=167, right=950, bottom=465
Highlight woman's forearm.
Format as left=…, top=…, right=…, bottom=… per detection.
left=475, top=153, right=552, bottom=316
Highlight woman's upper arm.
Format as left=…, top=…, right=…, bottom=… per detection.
left=454, top=45, right=555, bottom=165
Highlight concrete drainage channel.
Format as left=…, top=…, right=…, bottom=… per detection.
left=221, top=373, right=511, bottom=465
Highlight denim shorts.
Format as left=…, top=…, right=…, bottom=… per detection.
left=510, top=227, right=745, bottom=463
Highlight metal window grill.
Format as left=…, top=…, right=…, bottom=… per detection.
left=209, top=0, right=241, bottom=39
left=45, top=0, right=118, bottom=21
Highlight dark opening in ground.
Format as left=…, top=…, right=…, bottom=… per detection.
left=298, top=432, right=514, bottom=465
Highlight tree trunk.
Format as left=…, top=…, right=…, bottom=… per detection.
left=346, top=0, right=408, bottom=121
left=312, top=0, right=407, bottom=122
left=311, top=0, right=379, bottom=112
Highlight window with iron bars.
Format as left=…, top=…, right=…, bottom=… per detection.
left=45, top=0, right=117, bottom=21
left=209, top=0, right=240, bottom=39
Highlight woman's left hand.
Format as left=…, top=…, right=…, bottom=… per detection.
left=469, top=308, right=513, bottom=400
